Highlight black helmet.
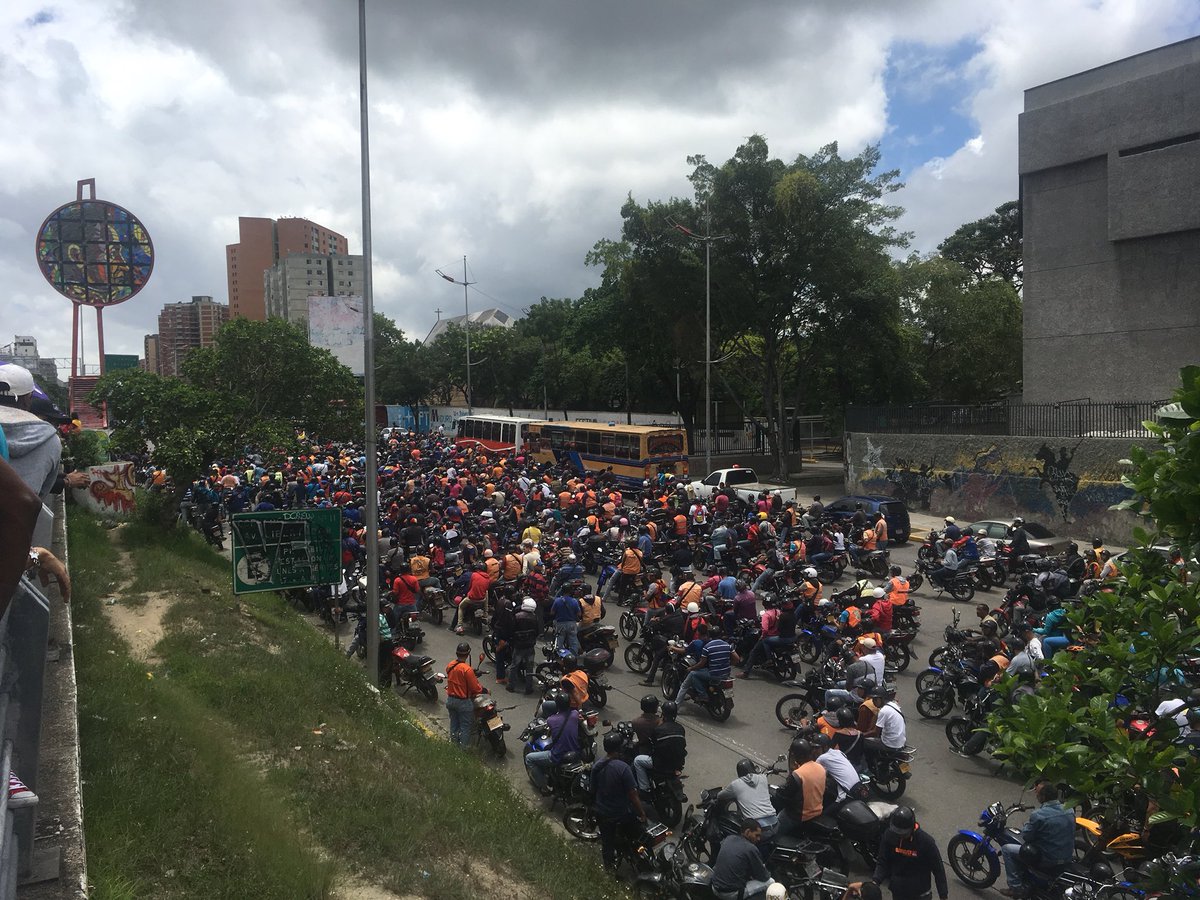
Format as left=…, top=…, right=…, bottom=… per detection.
left=455, top=641, right=471, bottom=657
left=826, top=696, right=845, bottom=713
left=1067, top=542, right=1079, bottom=554
left=540, top=700, right=558, bottom=718
left=889, top=565, right=902, bottom=576
left=836, top=706, right=858, bottom=728
left=1091, top=537, right=1103, bottom=548
left=811, top=732, right=832, bottom=751
left=661, top=701, right=679, bottom=721
left=559, top=650, right=578, bottom=672
left=1013, top=517, right=1024, bottom=526
left=790, top=738, right=814, bottom=761
left=889, top=806, right=917, bottom=834
left=736, top=758, right=757, bottom=778
left=640, top=695, right=660, bottom=715
left=548, top=688, right=570, bottom=711
left=603, top=731, right=624, bottom=754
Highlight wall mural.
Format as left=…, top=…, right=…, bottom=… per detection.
left=848, top=432, right=1145, bottom=541
left=71, top=462, right=137, bottom=518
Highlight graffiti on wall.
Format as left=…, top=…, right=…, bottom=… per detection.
left=847, top=432, right=1143, bottom=541
left=71, top=461, right=136, bottom=518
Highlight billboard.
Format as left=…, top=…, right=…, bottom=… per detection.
left=230, top=509, right=342, bottom=595
left=308, top=295, right=364, bottom=376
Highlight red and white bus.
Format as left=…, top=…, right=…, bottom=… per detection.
left=453, top=415, right=541, bottom=454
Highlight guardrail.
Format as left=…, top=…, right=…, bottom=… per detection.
left=0, top=578, right=54, bottom=893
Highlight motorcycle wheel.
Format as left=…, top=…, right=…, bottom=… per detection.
left=917, top=546, right=932, bottom=562
left=947, top=833, right=1000, bottom=888
left=624, top=642, right=653, bottom=674
left=885, top=642, right=911, bottom=673
left=488, top=730, right=507, bottom=758
left=661, top=669, right=681, bottom=701
left=908, top=572, right=924, bottom=592
left=419, top=679, right=438, bottom=702
left=916, top=689, right=953, bottom=719
left=619, top=612, right=640, bottom=641
left=775, top=693, right=816, bottom=729
left=797, top=635, right=821, bottom=665
left=989, top=564, right=1008, bottom=586
left=948, top=580, right=975, bottom=603
left=563, top=804, right=601, bottom=841
left=870, top=761, right=906, bottom=800
left=973, top=568, right=993, bottom=592
left=433, top=605, right=444, bottom=626
left=693, top=549, right=706, bottom=570
left=946, top=716, right=973, bottom=752
left=655, top=793, right=682, bottom=827
left=707, top=692, right=732, bottom=722
left=482, top=634, right=497, bottom=662
left=774, top=653, right=797, bottom=682
left=589, top=684, right=608, bottom=709
left=915, top=667, right=946, bottom=694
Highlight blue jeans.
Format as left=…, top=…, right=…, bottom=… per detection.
left=633, top=754, right=654, bottom=791
left=1042, top=635, right=1070, bottom=658
left=1001, top=842, right=1027, bottom=888
left=525, top=749, right=555, bottom=791
left=752, top=568, right=775, bottom=591
left=930, top=565, right=956, bottom=588
left=555, top=621, right=580, bottom=654
left=446, top=696, right=474, bottom=747
left=676, top=668, right=716, bottom=704
left=715, top=880, right=773, bottom=900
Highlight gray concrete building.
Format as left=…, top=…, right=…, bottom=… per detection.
left=264, top=253, right=363, bottom=330
left=1020, top=36, right=1200, bottom=402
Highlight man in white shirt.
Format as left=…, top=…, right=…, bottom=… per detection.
left=521, top=539, right=542, bottom=574
left=814, top=734, right=860, bottom=801
left=868, top=684, right=907, bottom=750
left=859, top=638, right=886, bottom=686
left=1156, top=688, right=1200, bottom=735
left=1018, top=623, right=1044, bottom=664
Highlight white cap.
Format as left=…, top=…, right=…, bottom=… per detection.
left=521, top=598, right=537, bottom=612
left=686, top=602, right=700, bottom=614
left=483, top=549, right=493, bottom=557
left=859, top=637, right=877, bottom=649
left=872, top=587, right=885, bottom=599
left=766, top=885, right=787, bottom=900
left=0, top=364, right=34, bottom=398
left=944, top=516, right=956, bottom=524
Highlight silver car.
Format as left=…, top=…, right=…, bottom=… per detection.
left=967, top=519, right=1073, bottom=556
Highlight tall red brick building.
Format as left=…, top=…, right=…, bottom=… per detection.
left=225, top=216, right=348, bottom=320
left=156, top=296, right=229, bottom=376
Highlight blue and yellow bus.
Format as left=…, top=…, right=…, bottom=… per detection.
left=523, top=421, right=689, bottom=486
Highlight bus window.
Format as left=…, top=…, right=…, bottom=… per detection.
left=502, top=423, right=515, bottom=446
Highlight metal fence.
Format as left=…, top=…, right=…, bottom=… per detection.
left=844, top=400, right=1166, bottom=438
left=691, top=416, right=840, bottom=456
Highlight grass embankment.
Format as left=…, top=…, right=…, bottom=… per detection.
left=70, top=510, right=625, bottom=900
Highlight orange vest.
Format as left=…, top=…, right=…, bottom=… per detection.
left=562, top=670, right=589, bottom=709
left=885, top=576, right=910, bottom=605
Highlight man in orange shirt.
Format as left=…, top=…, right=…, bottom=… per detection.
left=776, top=739, right=829, bottom=838
left=444, top=642, right=483, bottom=747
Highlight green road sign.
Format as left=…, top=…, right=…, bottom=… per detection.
left=230, top=509, right=342, bottom=595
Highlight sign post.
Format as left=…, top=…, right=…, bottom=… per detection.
left=230, top=509, right=342, bottom=595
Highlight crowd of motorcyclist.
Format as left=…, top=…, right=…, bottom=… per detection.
left=154, top=427, right=1197, bottom=899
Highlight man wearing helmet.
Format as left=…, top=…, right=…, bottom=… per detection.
left=1008, top=518, right=1030, bottom=557
left=592, top=730, right=647, bottom=870
left=861, top=806, right=948, bottom=900
left=558, top=651, right=590, bottom=710
left=867, top=586, right=893, bottom=633
left=523, top=694, right=581, bottom=793
left=943, top=516, right=961, bottom=542
left=773, top=739, right=832, bottom=838
left=507, top=598, right=540, bottom=694
left=632, top=695, right=661, bottom=756
left=633, top=700, right=687, bottom=794
left=799, top=567, right=822, bottom=606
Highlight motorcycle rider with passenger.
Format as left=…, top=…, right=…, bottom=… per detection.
left=632, top=700, right=686, bottom=795
left=774, top=738, right=835, bottom=838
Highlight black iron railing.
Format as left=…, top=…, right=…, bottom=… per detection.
left=845, top=401, right=1166, bottom=438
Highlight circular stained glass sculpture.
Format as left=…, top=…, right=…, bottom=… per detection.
left=35, top=199, right=154, bottom=307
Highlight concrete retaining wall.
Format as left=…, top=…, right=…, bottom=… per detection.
left=844, top=432, right=1153, bottom=544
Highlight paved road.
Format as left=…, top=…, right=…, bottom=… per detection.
left=334, top=492, right=1029, bottom=898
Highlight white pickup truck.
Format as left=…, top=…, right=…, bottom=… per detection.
left=689, top=468, right=799, bottom=506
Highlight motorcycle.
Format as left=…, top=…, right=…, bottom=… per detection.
left=947, top=800, right=1137, bottom=898
left=577, top=622, right=620, bottom=663
left=882, top=629, right=916, bottom=673
left=421, top=586, right=447, bottom=626
left=610, top=720, right=688, bottom=827
left=633, top=840, right=720, bottom=899
left=472, top=691, right=513, bottom=758
left=915, top=668, right=981, bottom=719
left=908, top=558, right=978, bottom=602
left=774, top=657, right=844, bottom=729
left=382, top=644, right=442, bottom=700
left=519, top=706, right=601, bottom=771
left=862, top=741, right=916, bottom=801
left=945, top=687, right=999, bottom=756
left=534, top=646, right=614, bottom=709
left=660, top=642, right=734, bottom=722
left=853, top=548, right=891, bottom=579
left=729, top=620, right=798, bottom=682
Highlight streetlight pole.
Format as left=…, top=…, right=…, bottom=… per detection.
left=436, top=259, right=476, bottom=414
left=357, top=0, right=380, bottom=681
left=669, top=207, right=729, bottom=475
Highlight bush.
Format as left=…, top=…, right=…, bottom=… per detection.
left=63, top=428, right=108, bottom=469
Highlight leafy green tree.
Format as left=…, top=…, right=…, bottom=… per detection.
left=937, top=199, right=1022, bottom=291
left=898, top=255, right=1022, bottom=401
left=989, top=369, right=1200, bottom=871
left=91, top=319, right=361, bottom=522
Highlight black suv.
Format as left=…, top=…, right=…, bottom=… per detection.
left=822, top=495, right=912, bottom=544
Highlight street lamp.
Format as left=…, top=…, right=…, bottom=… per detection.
left=436, top=258, right=475, bottom=414
left=669, top=208, right=729, bottom=475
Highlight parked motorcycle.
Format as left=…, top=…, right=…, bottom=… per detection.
left=915, top=668, right=981, bottom=719
left=473, top=691, right=512, bottom=757
left=382, top=644, right=442, bottom=701
left=945, top=687, right=999, bottom=756
left=853, top=548, right=891, bottom=579
left=908, top=558, right=978, bottom=602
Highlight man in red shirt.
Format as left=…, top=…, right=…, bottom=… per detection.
left=454, top=564, right=491, bottom=634
left=392, top=567, right=422, bottom=613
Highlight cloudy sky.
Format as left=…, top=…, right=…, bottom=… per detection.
left=2, top=0, right=1198, bottom=369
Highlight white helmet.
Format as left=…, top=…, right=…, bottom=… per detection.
left=804, top=567, right=818, bottom=578
left=482, top=510, right=494, bottom=518
left=944, top=516, right=956, bottom=524
left=521, top=597, right=537, bottom=612
left=872, top=587, right=886, bottom=599
left=483, top=549, right=493, bottom=558
left=686, top=602, right=700, bottom=614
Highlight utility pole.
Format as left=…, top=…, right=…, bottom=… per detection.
left=357, top=0, right=380, bottom=680
left=669, top=205, right=729, bottom=475
left=435, top=261, right=476, bottom=414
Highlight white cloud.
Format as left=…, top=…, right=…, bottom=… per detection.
left=0, top=0, right=1197, bottom=369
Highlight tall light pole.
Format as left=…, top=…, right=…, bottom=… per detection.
left=669, top=208, right=729, bottom=475
left=357, top=0, right=380, bottom=679
left=436, top=258, right=476, bottom=414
